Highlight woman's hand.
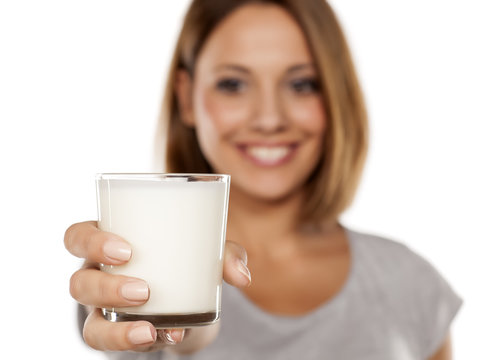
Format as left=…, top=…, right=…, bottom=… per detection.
left=64, top=221, right=251, bottom=353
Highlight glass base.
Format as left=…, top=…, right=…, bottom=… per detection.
left=102, top=308, right=220, bottom=328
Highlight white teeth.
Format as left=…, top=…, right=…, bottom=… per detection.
left=247, top=146, right=291, bottom=163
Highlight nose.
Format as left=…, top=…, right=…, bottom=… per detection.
left=250, top=86, right=287, bottom=133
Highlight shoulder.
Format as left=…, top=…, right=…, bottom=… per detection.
left=346, top=227, right=462, bottom=358
left=347, top=228, right=441, bottom=278
left=347, top=228, right=454, bottom=298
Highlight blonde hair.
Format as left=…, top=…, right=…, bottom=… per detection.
left=155, top=0, right=368, bottom=224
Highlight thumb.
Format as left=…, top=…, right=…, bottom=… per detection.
left=223, top=240, right=251, bottom=288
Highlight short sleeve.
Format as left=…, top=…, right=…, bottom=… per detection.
left=352, top=232, right=463, bottom=359
left=406, top=250, right=463, bottom=359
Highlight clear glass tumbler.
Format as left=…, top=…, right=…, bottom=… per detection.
left=96, top=173, right=230, bottom=328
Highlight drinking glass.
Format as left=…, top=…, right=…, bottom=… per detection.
left=96, top=173, right=230, bottom=328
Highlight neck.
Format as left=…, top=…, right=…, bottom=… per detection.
left=226, top=186, right=339, bottom=257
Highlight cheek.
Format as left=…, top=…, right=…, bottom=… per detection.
left=193, top=88, right=251, bottom=169
left=285, top=98, right=326, bottom=134
left=194, top=88, right=251, bottom=138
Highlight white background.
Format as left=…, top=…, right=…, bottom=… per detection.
left=0, top=1, right=485, bottom=358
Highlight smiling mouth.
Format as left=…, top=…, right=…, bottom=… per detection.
left=237, top=144, right=298, bottom=166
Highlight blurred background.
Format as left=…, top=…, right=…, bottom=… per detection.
left=0, top=0, right=485, bottom=358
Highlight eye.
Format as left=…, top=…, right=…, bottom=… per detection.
left=216, top=78, right=246, bottom=94
left=289, top=77, right=320, bottom=94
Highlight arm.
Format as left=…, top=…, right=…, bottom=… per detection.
left=428, top=333, right=452, bottom=360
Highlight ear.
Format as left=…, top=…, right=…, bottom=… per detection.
left=174, top=70, right=195, bottom=127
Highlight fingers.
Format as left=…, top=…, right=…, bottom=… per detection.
left=83, top=309, right=157, bottom=351
left=157, top=329, right=186, bottom=345
left=70, top=268, right=149, bottom=308
left=83, top=310, right=185, bottom=351
left=223, top=240, right=251, bottom=288
left=64, top=221, right=131, bottom=265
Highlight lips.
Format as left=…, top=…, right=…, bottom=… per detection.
left=237, top=144, right=298, bottom=166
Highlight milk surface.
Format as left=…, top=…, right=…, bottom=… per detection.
left=97, top=176, right=229, bottom=315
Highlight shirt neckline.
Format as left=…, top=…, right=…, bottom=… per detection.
left=223, top=226, right=358, bottom=326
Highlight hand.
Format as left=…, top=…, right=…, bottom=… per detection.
left=64, top=221, right=251, bottom=353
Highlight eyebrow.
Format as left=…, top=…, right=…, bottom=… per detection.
left=214, top=64, right=250, bottom=74
left=213, top=63, right=316, bottom=74
left=287, top=63, right=316, bottom=73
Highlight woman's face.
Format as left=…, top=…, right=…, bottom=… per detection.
left=178, top=4, right=326, bottom=202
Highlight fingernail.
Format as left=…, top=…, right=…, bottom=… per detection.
left=161, top=329, right=176, bottom=345
left=170, top=329, right=185, bottom=343
left=237, top=260, right=251, bottom=285
left=160, top=329, right=185, bottom=345
left=128, top=325, right=156, bottom=345
left=121, top=281, right=149, bottom=301
left=103, top=239, right=132, bottom=262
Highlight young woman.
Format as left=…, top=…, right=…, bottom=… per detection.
left=65, top=1, right=462, bottom=358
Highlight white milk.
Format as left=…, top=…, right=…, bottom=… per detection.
left=96, top=174, right=230, bottom=316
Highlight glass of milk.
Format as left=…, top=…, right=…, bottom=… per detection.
left=96, top=173, right=230, bottom=328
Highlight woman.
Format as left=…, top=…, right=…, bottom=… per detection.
left=65, top=0, right=462, bottom=358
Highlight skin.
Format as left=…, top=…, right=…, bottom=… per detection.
left=66, top=4, right=453, bottom=358
left=178, top=3, right=346, bottom=317
left=65, top=221, right=250, bottom=352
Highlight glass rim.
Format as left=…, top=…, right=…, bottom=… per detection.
left=95, top=173, right=230, bottom=182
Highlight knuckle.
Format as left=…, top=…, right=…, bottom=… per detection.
left=97, top=273, right=122, bottom=308
left=88, top=230, right=104, bottom=254
left=88, top=228, right=103, bottom=244
left=97, top=275, right=110, bottom=303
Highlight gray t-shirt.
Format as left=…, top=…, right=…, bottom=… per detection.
left=103, top=228, right=462, bottom=360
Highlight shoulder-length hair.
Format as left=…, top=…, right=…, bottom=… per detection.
left=155, top=0, right=368, bottom=224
